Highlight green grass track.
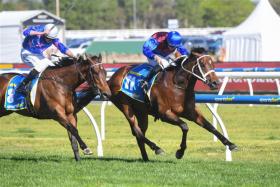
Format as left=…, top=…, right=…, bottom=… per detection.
left=0, top=104, right=279, bottom=186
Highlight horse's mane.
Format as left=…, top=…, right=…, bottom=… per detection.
left=172, top=47, right=208, bottom=68
left=47, top=54, right=100, bottom=71
left=59, top=57, right=76, bottom=66
left=164, top=50, right=206, bottom=77
left=191, top=47, right=207, bottom=54
left=47, top=57, right=76, bottom=70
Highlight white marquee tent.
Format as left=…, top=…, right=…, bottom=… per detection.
left=223, top=0, right=280, bottom=62
left=0, top=10, right=65, bottom=63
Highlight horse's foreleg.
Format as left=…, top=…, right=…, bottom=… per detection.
left=161, top=109, right=189, bottom=159
left=65, top=116, right=92, bottom=154
left=143, top=136, right=165, bottom=156
left=56, top=107, right=92, bottom=160
left=67, top=131, right=80, bottom=161
left=64, top=122, right=92, bottom=158
left=192, top=107, right=237, bottom=151
left=65, top=114, right=81, bottom=161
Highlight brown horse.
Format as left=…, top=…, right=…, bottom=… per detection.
left=0, top=54, right=111, bottom=161
left=108, top=52, right=237, bottom=161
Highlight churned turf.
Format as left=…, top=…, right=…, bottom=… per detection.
left=0, top=104, right=279, bottom=186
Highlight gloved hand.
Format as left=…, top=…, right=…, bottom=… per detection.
left=160, top=58, right=170, bottom=69
left=167, top=58, right=176, bottom=66
left=154, top=55, right=174, bottom=68
left=50, top=54, right=59, bottom=65
left=54, top=60, right=62, bottom=66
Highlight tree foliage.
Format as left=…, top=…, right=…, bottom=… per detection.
left=201, top=0, right=254, bottom=27
left=1, top=0, right=279, bottom=29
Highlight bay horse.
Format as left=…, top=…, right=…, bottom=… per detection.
left=108, top=52, right=237, bottom=161
left=0, top=54, right=111, bottom=161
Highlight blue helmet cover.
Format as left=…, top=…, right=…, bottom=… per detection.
left=167, top=31, right=182, bottom=47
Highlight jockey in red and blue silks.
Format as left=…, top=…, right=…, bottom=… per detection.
left=141, top=31, right=189, bottom=92
left=16, top=24, right=75, bottom=95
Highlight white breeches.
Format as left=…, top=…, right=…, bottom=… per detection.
left=21, top=49, right=55, bottom=72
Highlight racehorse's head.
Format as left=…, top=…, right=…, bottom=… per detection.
left=81, top=53, right=112, bottom=99
left=181, top=52, right=219, bottom=90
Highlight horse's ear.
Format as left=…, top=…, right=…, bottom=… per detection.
left=191, top=47, right=206, bottom=55
left=98, top=53, right=102, bottom=61
left=76, top=54, right=81, bottom=61
left=192, top=52, right=200, bottom=56
left=83, top=53, right=87, bottom=60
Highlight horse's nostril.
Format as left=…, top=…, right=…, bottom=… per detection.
left=210, top=82, right=218, bottom=90
left=212, top=82, right=217, bottom=87
left=214, top=80, right=220, bottom=85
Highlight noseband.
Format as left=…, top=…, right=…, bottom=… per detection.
left=181, top=55, right=214, bottom=82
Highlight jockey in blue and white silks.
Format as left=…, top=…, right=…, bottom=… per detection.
left=17, top=24, right=75, bottom=95
left=141, top=31, right=189, bottom=92
left=22, top=25, right=69, bottom=55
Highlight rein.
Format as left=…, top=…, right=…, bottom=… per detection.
left=181, top=55, right=214, bottom=82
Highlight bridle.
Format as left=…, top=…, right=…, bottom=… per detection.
left=180, top=54, right=214, bottom=83
left=74, top=55, right=103, bottom=88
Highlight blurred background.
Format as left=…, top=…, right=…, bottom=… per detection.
left=0, top=0, right=280, bottom=64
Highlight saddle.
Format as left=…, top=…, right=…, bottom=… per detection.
left=4, top=74, right=39, bottom=114
left=120, top=64, right=157, bottom=103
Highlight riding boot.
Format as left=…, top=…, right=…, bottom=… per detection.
left=141, top=64, right=162, bottom=93
left=16, top=69, right=39, bottom=95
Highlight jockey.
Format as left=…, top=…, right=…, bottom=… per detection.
left=141, top=31, right=189, bottom=92
left=16, top=23, right=76, bottom=95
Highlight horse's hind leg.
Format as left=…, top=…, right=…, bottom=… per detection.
left=135, top=112, right=165, bottom=155
left=0, top=111, right=12, bottom=117
left=111, top=96, right=149, bottom=160
left=191, top=107, right=237, bottom=151
left=121, top=104, right=149, bottom=161
left=0, top=105, right=13, bottom=117
left=112, top=95, right=160, bottom=160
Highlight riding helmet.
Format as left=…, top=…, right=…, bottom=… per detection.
left=167, top=31, right=183, bottom=47
left=44, top=24, right=59, bottom=39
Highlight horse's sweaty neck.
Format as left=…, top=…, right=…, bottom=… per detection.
left=173, top=56, right=197, bottom=90
left=45, top=62, right=89, bottom=90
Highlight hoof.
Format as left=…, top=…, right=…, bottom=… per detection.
left=74, top=155, right=81, bottom=161
left=175, top=149, right=185, bottom=159
left=155, top=148, right=165, bottom=155
left=83, top=148, right=93, bottom=155
left=229, top=144, right=238, bottom=151
left=143, top=157, right=149, bottom=162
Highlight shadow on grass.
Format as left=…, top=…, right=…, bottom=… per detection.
left=83, top=156, right=176, bottom=164
left=0, top=155, right=67, bottom=163
left=0, top=154, right=176, bottom=164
